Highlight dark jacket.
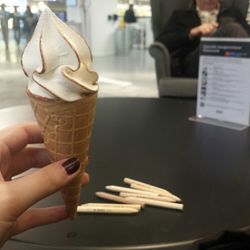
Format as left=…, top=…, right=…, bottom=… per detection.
left=157, top=10, right=200, bottom=56
left=158, top=7, right=250, bottom=54
left=157, top=10, right=200, bottom=76
left=156, top=7, right=250, bottom=76
left=124, top=9, right=137, bottom=23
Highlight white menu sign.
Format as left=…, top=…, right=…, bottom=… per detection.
left=197, top=37, right=250, bottom=127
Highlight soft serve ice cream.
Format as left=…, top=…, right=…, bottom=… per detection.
left=21, top=7, right=98, bottom=219
left=22, top=6, right=98, bottom=102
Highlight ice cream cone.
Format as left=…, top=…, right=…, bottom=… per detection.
left=27, top=90, right=97, bottom=219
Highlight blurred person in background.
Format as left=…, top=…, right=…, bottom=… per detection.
left=12, top=6, right=22, bottom=48
left=0, top=4, right=10, bottom=51
left=23, top=5, right=37, bottom=43
left=124, top=4, right=140, bottom=49
left=157, top=0, right=250, bottom=78
left=124, top=4, right=137, bottom=24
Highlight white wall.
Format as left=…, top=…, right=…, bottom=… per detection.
left=89, top=0, right=117, bottom=56
left=66, top=6, right=83, bottom=36
left=66, top=0, right=117, bottom=56
left=67, top=6, right=82, bottom=23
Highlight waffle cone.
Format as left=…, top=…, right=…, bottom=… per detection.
left=27, top=90, right=97, bottom=219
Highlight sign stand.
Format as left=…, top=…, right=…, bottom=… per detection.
left=189, top=116, right=248, bottom=131
left=191, top=37, right=250, bottom=131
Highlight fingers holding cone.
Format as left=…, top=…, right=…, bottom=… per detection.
left=5, top=157, right=89, bottom=219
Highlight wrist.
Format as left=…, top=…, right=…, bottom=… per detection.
left=189, top=29, right=196, bottom=40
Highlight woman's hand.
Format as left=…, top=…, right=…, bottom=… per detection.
left=189, top=22, right=218, bottom=39
left=0, top=123, right=89, bottom=247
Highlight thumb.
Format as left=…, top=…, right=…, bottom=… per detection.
left=8, top=157, right=81, bottom=216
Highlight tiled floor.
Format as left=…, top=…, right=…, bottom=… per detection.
left=94, top=50, right=158, bottom=98
left=0, top=41, right=158, bottom=110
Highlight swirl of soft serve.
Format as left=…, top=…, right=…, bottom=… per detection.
left=21, top=7, right=98, bottom=102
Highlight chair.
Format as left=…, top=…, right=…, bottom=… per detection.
left=149, top=0, right=249, bottom=98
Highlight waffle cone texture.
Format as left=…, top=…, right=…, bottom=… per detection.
left=27, top=90, right=97, bottom=219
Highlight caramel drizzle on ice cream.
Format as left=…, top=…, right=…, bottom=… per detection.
left=21, top=6, right=98, bottom=102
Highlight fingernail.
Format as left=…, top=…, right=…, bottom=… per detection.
left=62, top=157, right=80, bottom=175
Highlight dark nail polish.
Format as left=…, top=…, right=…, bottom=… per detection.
left=62, top=157, right=80, bottom=175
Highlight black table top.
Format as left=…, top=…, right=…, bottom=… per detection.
left=4, top=98, right=250, bottom=250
